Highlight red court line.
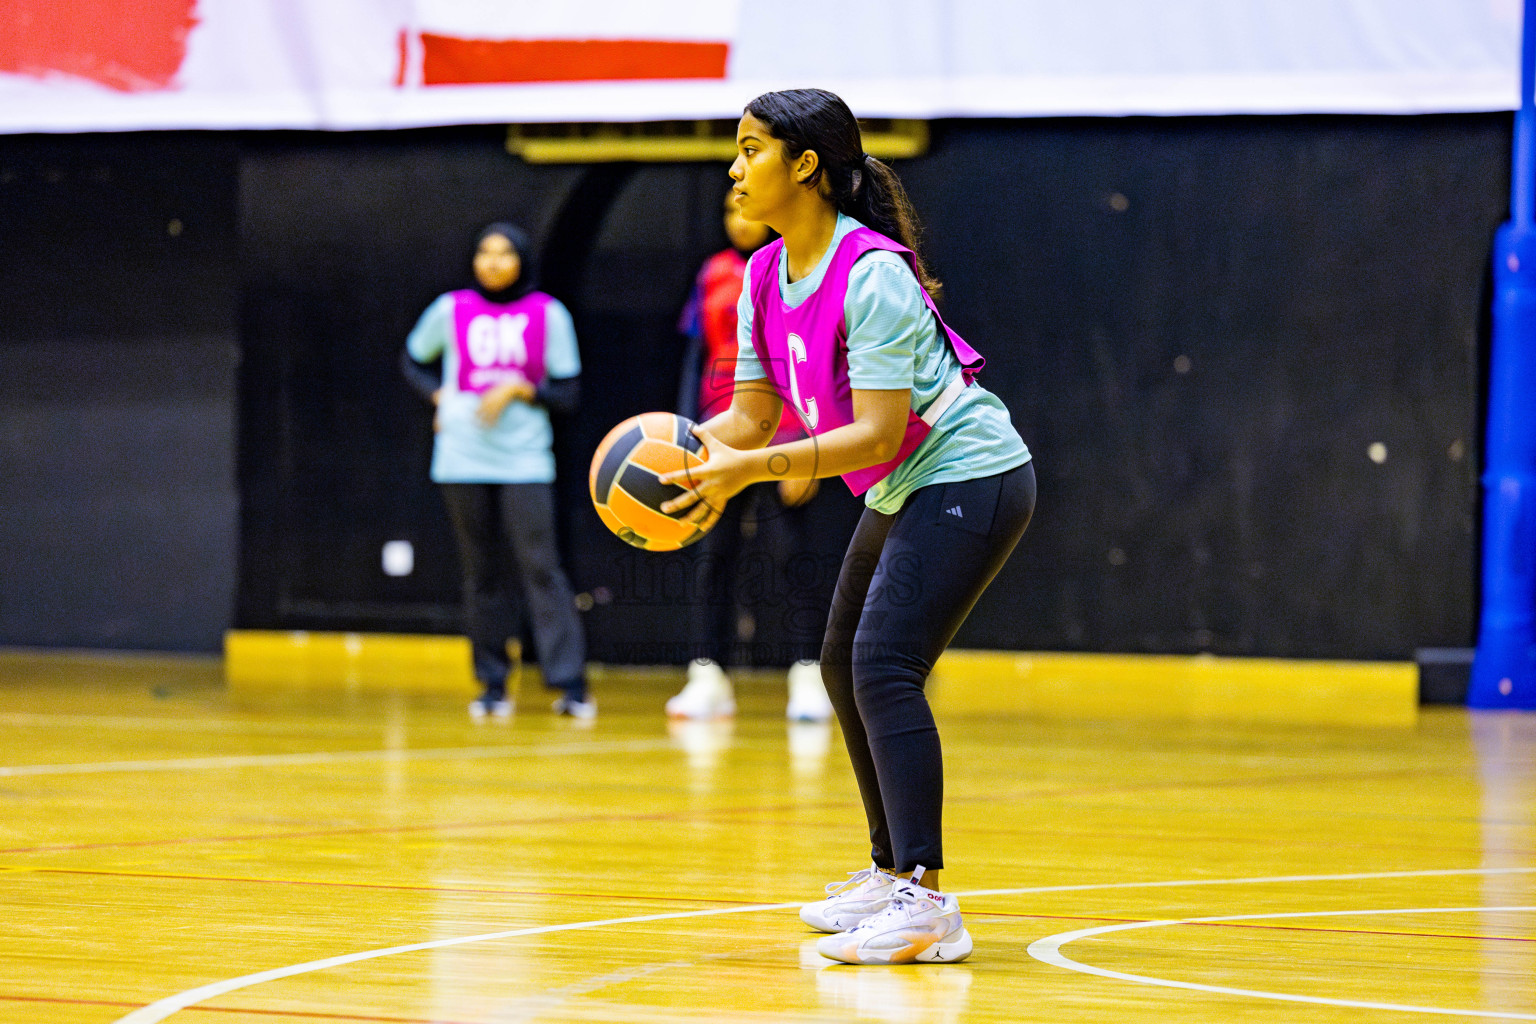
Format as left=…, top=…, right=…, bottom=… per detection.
left=191, top=1005, right=481, bottom=1023
left=0, top=994, right=478, bottom=1023
left=17, top=866, right=762, bottom=904
left=753, top=809, right=1499, bottom=846
left=970, top=911, right=1145, bottom=924
left=32, top=867, right=1535, bottom=935
left=0, top=798, right=860, bottom=855
left=1019, top=765, right=1468, bottom=803
left=719, top=811, right=1497, bottom=860
left=421, top=36, right=728, bottom=86
left=0, top=765, right=1476, bottom=857
left=942, top=822, right=1490, bottom=856
left=754, top=764, right=1469, bottom=814
left=0, top=994, right=138, bottom=1009
left=972, top=910, right=1536, bottom=944
left=0, top=807, right=773, bottom=855
left=1186, top=919, right=1536, bottom=944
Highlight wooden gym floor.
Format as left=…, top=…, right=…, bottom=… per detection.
left=1, top=649, right=1533, bottom=1023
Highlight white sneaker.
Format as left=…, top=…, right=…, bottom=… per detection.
left=786, top=660, right=834, bottom=722
left=468, top=696, right=512, bottom=720
left=666, top=659, right=736, bottom=720
left=552, top=695, right=597, bottom=720
left=816, top=868, right=973, bottom=965
left=800, top=863, right=897, bottom=933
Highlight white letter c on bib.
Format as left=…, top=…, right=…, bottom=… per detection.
left=785, top=333, right=819, bottom=430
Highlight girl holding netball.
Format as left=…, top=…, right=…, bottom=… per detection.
left=659, top=89, right=1035, bottom=964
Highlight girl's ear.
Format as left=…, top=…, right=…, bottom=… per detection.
left=794, top=148, right=820, bottom=185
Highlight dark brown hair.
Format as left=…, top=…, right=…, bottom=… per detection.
left=744, top=88, right=939, bottom=295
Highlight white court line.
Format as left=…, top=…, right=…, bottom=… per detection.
left=0, top=711, right=400, bottom=734
left=0, top=739, right=675, bottom=777
left=110, top=902, right=802, bottom=1024
left=962, top=865, right=1536, bottom=897
left=0, top=712, right=266, bottom=732
left=1028, top=905, right=1536, bottom=1019
left=110, top=866, right=1536, bottom=1024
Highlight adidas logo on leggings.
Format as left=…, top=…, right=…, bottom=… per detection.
left=945, top=506, right=963, bottom=518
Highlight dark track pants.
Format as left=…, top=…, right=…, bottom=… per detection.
left=689, top=483, right=823, bottom=667
left=821, top=461, right=1036, bottom=872
left=440, top=482, right=587, bottom=700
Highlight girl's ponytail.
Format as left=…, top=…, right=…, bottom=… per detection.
left=844, top=153, right=939, bottom=296
left=745, top=89, right=940, bottom=296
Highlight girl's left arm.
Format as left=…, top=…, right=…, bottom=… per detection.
left=660, top=387, right=908, bottom=514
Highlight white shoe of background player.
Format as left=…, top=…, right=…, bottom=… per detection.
left=785, top=659, right=834, bottom=722
left=665, top=659, right=736, bottom=720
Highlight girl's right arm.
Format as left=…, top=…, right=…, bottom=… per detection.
left=400, top=346, right=442, bottom=402
left=403, top=294, right=455, bottom=403
left=699, top=384, right=782, bottom=451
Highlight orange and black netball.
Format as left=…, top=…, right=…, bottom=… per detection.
left=589, top=412, right=720, bottom=551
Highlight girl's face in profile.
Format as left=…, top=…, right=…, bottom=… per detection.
left=474, top=233, right=521, bottom=293
left=729, top=113, right=812, bottom=226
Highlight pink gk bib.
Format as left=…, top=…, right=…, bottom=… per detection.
left=451, top=290, right=552, bottom=394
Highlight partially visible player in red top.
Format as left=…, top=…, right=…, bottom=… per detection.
left=678, top=194, right=797, bottom=438
left=667, top=193, right=834, bottom=725
left=681, top=240, right=749, bottom=422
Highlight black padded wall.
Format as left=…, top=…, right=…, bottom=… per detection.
left=906, top=116, right=1501, bottom=656
left=0, top=115, right=1507, bottom=659
left=0, top=134, right=239, bottom=651
left=236, top=116, right=1502, bottom=660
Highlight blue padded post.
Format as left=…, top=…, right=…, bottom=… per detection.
left=1471, top=0, right=1536, bottom=709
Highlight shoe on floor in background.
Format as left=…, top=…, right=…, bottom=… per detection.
left=801, top=863, right=897, bottom=933
left=552, top=694, right=597, bottom=719
left=816, top=868, right=973, bottom=965
left=786, top=659, right=834, bottom=722
left=468, top=696, right=512, bottom=720
left=666, top=658, right=736, bottom=719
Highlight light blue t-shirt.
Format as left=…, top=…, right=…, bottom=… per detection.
left=735, top=214, right=1030, bottom=513
left=406, top=292, right=581, bottom=484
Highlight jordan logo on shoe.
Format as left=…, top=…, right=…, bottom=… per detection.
left=945, top=506, right=963, bottom=518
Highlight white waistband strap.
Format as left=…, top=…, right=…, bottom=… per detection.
left=919, top=375, right=969, bottom=427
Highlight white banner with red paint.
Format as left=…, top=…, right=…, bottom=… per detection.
left=0, top=0, right=1521, bottom=133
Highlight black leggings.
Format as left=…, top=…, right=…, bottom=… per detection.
left=821, top=461, right=1036, bottom=873
left=440, top=482, right=587, bottom=700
